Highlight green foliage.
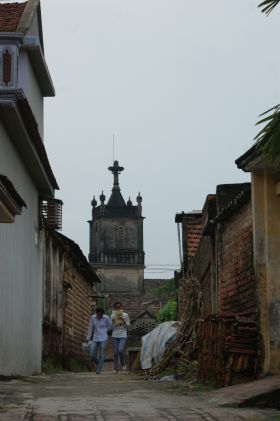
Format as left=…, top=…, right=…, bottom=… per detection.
left=152, top=278, right=176, bottom=299
left=255, top=104, right=280, bottom=165
left=254, top=1, right=280, bottom=163
left=193, top=380, right=217, bottom=392
left=157, top=299, right=177, bottom=322
left=42, top=356, right=63, bottom=374
left=258, top=0, right=280, bottom=15
left=106, top=309, right=112, bottom=317
left=96, top=296, right=107, bottom=311
left=66, top=357, right=89, bottom=372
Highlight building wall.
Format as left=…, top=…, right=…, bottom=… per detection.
left=98, top=266, right=144, bottom=292
left=0, top=121, right=43, bottom=376
left=18, top=50, right=44, bottom=138
left=252, top=171, right=280, bottom=374
left=217, top=201, right=256, bottom=317
left=101, top=218, right=139, bottom=250
left=63, top=257, right=93, bottom=364
left=43, top=232, right=64, bottom=358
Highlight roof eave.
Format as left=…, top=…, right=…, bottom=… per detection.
left=0, top=32, right=24, bottom=42
left=21, top=42, right=55, bottom=97
left=0, top=97, right=56, bottom=196
left=236, top=152, right=268, bottom=173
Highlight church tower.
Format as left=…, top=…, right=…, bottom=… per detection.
left=88, top=161, right=145, bottom=292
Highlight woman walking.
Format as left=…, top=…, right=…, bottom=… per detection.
left=111, top=302, right=130, bottom=373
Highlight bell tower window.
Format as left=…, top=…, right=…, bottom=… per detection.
left=117, top=225, right=126, bottom=249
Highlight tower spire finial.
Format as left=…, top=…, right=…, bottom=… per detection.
left=108, top=160, right=124, bottom=191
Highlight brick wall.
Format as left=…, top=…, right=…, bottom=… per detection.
left=63, top=256, right=93, bottom=365
left=217, top=200, right=257, bottom=317
left=180, top=213, right=202, bottom=276
left=193, top=236, right=212, bottom=318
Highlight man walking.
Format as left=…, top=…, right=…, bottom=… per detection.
left=87, top=307, right=112, bottom=374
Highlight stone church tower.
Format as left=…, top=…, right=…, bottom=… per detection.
left=88, top=161, right=145, bottom=293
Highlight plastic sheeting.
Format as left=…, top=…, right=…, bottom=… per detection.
left=140, top=321, right=180, bottom=370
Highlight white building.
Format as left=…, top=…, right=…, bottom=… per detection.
left=0, top=0, right=60, bottom=376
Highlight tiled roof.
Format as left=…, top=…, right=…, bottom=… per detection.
left=235, top=143, right=260, bottom=171
left=0, top=2, right=27, bottom=32
left=52, top=231, right=101, bottom=284
left=215, top=184, right=251, bottom=223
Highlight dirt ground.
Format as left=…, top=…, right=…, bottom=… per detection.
left=0, top=371, right=279, bottom=420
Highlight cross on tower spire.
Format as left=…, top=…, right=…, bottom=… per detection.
left=108, top=160, right=124, bottom=191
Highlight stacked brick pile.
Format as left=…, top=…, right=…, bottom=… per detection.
left=197, top=314, right=260, bottom=387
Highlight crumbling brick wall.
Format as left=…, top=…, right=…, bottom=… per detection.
left=217, top=200, right=256, bottom=317
left=176, top=212, right=203, bottom=318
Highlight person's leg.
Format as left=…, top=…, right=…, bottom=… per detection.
left=97, top=340, right=107, bottom=373
left=118, top=337, right=127, bottom=369
left=112, top=338, right=119, bottom=371
left=90, top=341, right=99, bottom=370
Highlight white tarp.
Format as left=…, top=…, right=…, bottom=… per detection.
left=140, top=321, right=180, bottom=370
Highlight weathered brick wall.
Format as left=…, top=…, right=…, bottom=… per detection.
left=63, top=257, right=93, bottom=365
left=181, top=213, right=202, bottom=276
left=217, top=201, right=256, bottom=317
left=193, top=236, right=212, bottom=318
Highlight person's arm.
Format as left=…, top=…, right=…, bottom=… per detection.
left=110, top=313, right=116, bottom=328
left=86, top=316, right=95, bottom=341
left=123, top=313, right=130, bottom=327
left=107, top=315, right=113, bottom=330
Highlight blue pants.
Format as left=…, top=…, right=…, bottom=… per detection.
left=90, top=340, right=107, bottom=373
left=112, top=337, right=126, bottom=370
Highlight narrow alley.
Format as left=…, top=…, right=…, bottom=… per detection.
left=0, top=371, right=279, bottom=421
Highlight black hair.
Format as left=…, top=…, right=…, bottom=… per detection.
left=114, top=302, right=122, bottom=308
left=96, top=307, right=105, bottom=314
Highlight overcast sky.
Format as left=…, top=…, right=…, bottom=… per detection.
left=35, top=1, right=280, bottom=277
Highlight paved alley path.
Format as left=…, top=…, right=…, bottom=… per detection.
left=0, top=371, right=279, bottom=420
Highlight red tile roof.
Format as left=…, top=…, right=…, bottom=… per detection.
left=0, top=2, right=27, bottom=32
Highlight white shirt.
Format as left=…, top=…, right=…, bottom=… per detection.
left=111, top=312, right=130, bottom=338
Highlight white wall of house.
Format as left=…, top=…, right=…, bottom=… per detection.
left=18, top=50, right=44, bottom=138
left=0, top=122, right=44, bottom=376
